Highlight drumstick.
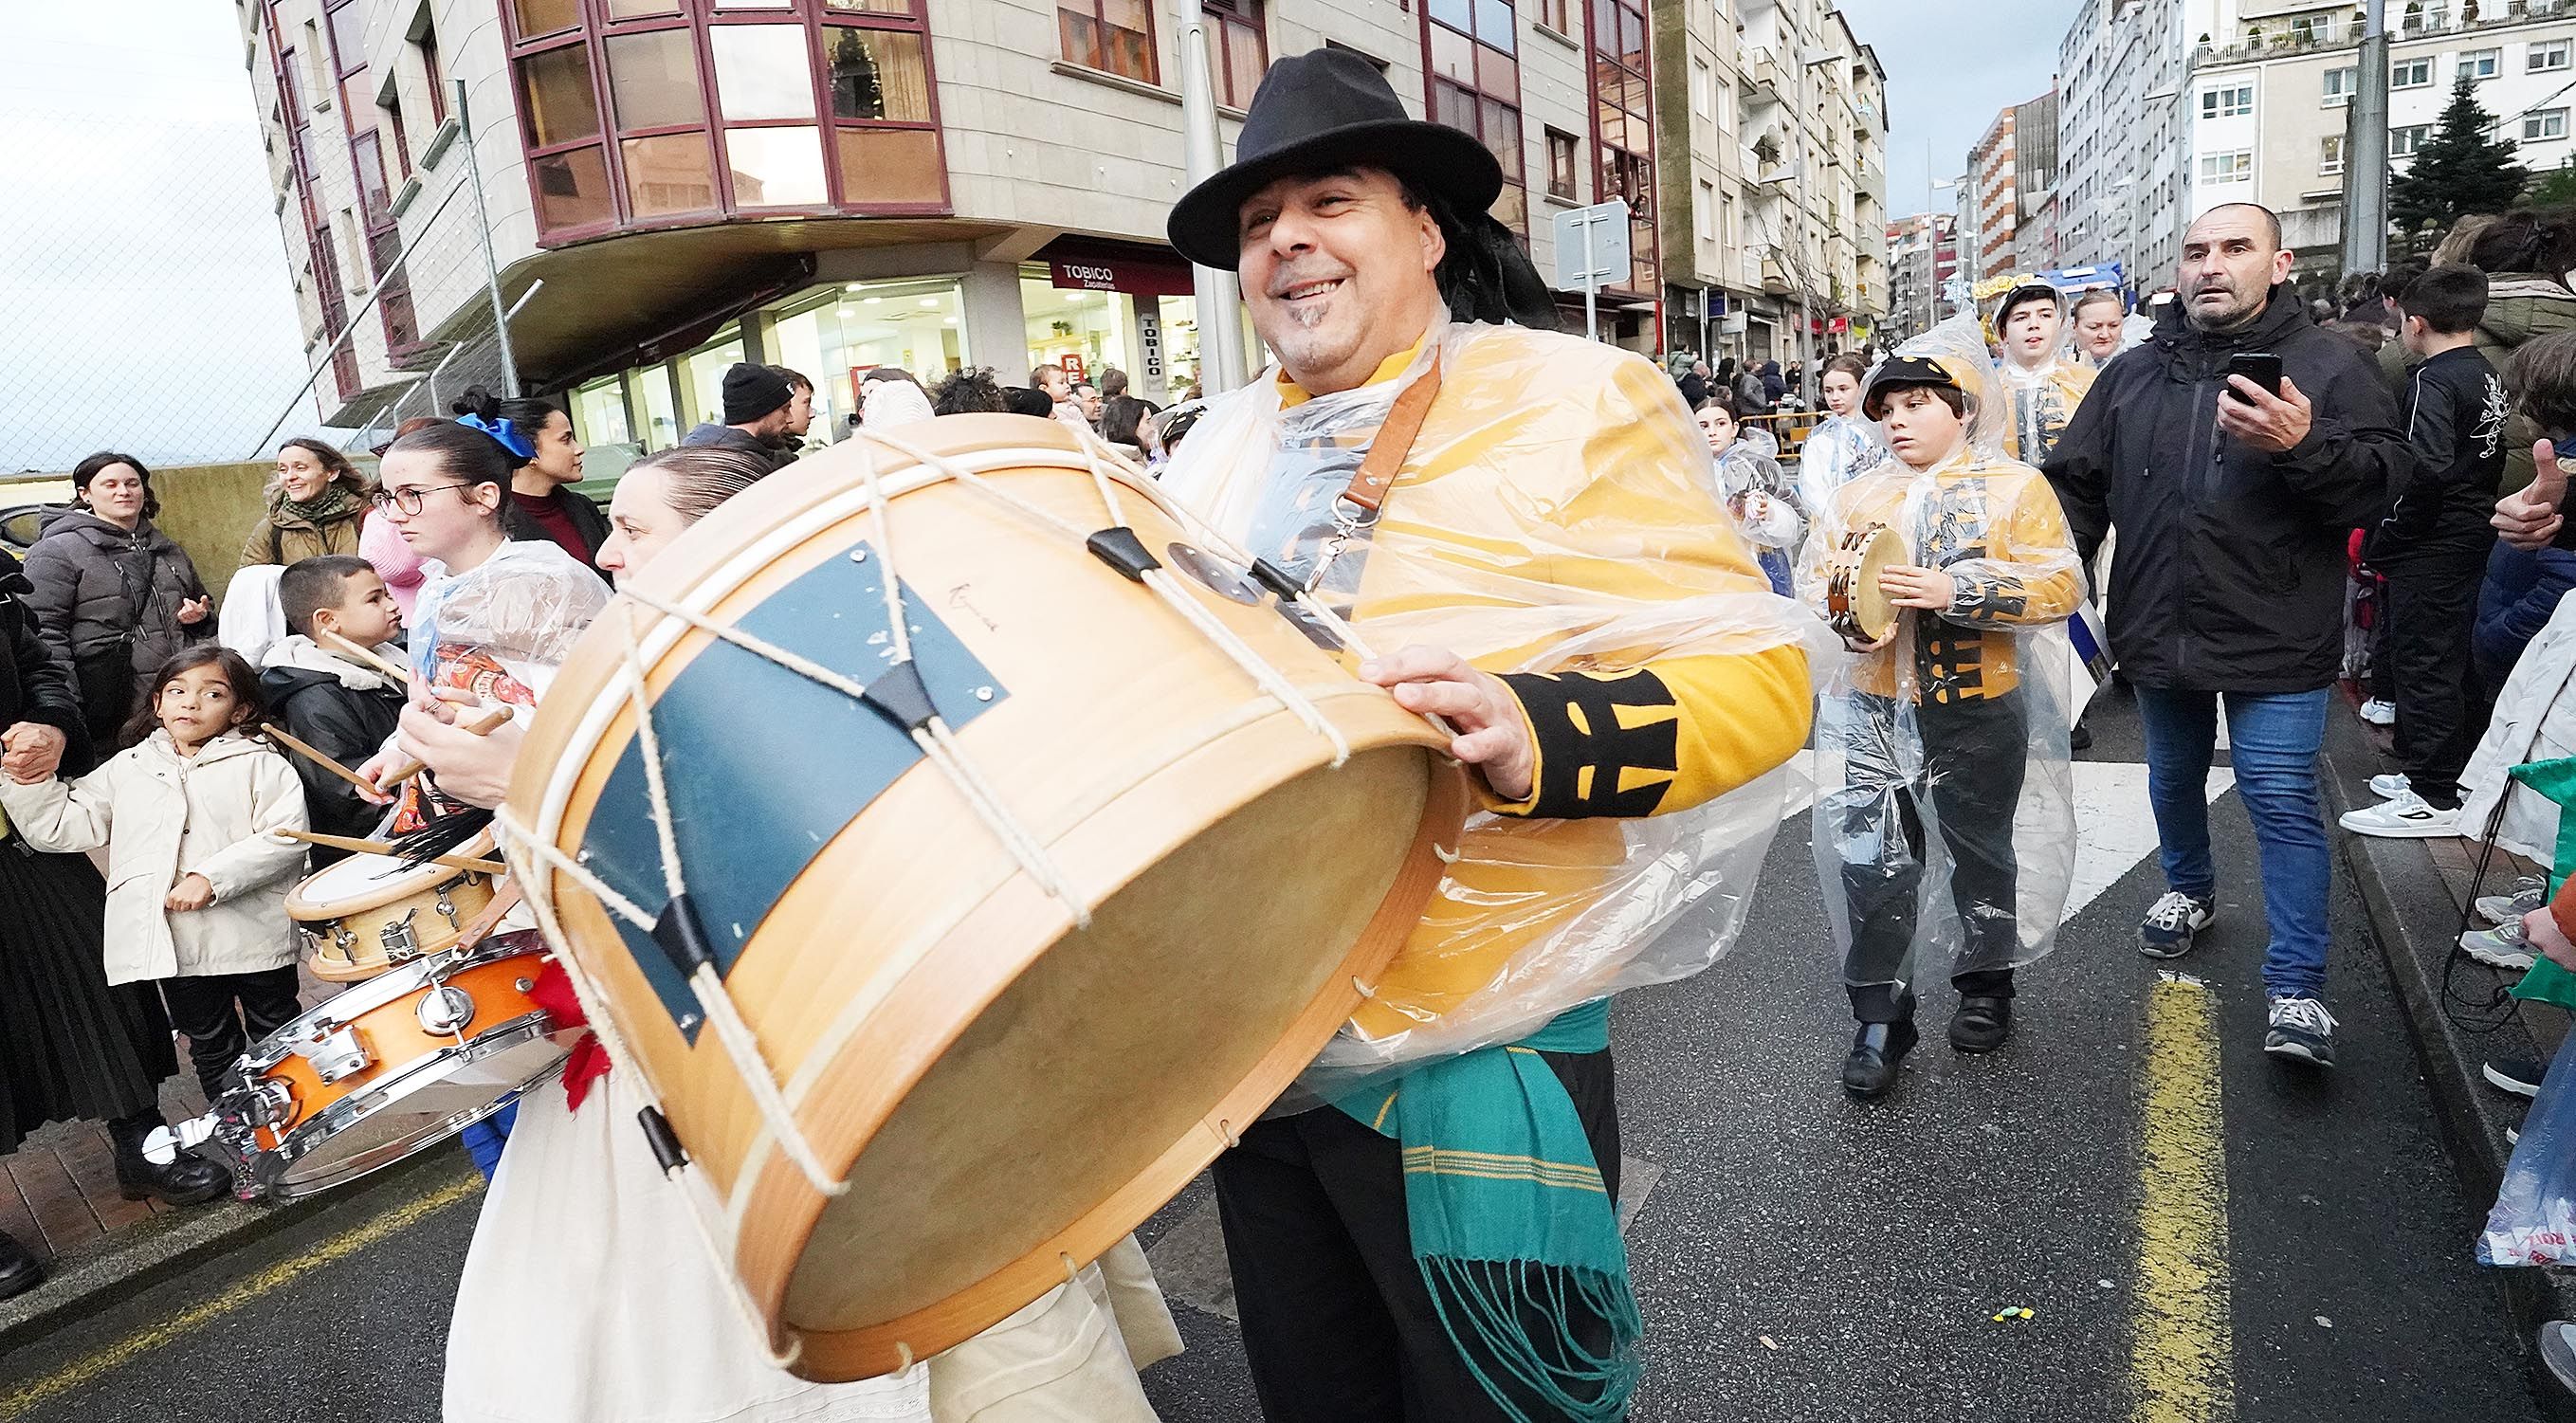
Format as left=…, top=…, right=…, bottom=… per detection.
left=319, top=630, right=416, bottom=685
left=380, top=702, right=517, bottom=789
left=260, top=723, right=375, bottom=795
left=273, top=828, right=509, bottom=876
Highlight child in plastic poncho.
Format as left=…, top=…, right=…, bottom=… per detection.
left=1693, top=398, right=1804, bottom=595
left=1992, top=282, right=2099, bottom=465
left=1800, top=345, right=2083, bottom=1103
left=1796, top=352, right=1891, bottom=519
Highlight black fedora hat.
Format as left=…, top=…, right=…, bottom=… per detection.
left=1165, top=47, right=1504, bottom=271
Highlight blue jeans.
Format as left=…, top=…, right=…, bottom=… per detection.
left=2133, top=687, right=2331, bottom=998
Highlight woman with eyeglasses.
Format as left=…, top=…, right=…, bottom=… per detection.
left=351, top=419, right=608, bottom=830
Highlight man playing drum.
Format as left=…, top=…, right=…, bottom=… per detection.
left=1159, top=48, right=1813, bottom=1422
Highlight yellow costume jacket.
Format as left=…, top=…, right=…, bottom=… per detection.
left=1997, top=358, right=2097, bottom=466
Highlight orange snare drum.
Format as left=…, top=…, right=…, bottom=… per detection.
left=1824, top=523, right=1904, bottom=644
left=185, top=932, right=570, bottom=1199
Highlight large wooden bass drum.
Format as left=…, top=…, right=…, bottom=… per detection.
left=505, top=414, right=1466, bottom=1380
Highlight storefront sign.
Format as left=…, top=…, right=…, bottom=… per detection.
left=1050, top=253, right=1195, bottom=299
left=1061, top=354, right=1087, bottom=381
left=1138, top=308, right=1166, bottom=397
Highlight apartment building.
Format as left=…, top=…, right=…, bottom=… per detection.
left=2056, top=0, right=2209, bottom=290
left=1883, top=210, right=1958, bottom=342
left=2012, top=89, right=2062, bottom=272
left=1967, top=102, right=2023, bottom=282
left=232, top=0, right=1657, bottom=444
left=2186, top=2, right=2576, bottom=275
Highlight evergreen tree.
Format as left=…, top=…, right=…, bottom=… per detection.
left=2390, top=74, right=2531, bottom=251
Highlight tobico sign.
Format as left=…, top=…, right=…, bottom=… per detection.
left=1048, top=250, right=1194, bottom=299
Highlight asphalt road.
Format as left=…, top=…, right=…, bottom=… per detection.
left=0, top=691, right=2552, bottom=1422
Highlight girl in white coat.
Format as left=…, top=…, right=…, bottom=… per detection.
left=0, top=647, right=308, bottom=1096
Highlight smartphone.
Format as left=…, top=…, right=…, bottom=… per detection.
left=2226, top=352, right=2284, bottom=404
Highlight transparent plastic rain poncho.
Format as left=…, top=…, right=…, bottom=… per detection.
left=1159, top=318, right=1812, bottom=1102
left=410, top=538, right=611, bottom=708
left=1710, top=428, right=1805, bottom=597
left=1793, top=412, right=1890, bottom=529
left=1795, top=315, right=2085, bottom=1007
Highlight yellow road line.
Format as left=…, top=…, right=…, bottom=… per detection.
left=2130, top=974, right=2236, bottom=1423
left=0, top=1174, right=482, bottom=1420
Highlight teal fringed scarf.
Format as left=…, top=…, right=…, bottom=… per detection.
left=1332, top=999, right=1641, bottom=1421
left=2507, top=757, right=2576, bottom=1012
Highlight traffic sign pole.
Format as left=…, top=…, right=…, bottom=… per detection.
left=1583, top=219, right=1599, bottom=343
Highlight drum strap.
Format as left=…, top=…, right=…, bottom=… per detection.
left=1342, top=356, right=1444, bottom=516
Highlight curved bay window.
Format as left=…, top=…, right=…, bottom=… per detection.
left=503, top=0, right=947, bottom=245
left=1422, top=0, right=1526, bottom=235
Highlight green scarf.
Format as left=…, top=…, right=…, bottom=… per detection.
left=281, top=484, right=360, bottom=527
left=1332, top=998, right=1640, bottom=1422
left=2507, top=757, right=2576, bottom=1012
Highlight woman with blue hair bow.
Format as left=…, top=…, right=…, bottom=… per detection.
left=451, top=386, right=610, bottom=573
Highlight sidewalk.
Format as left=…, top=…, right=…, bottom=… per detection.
left=2322, top=701, right=2576, bottom=1417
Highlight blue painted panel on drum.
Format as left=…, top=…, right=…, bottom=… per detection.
left=577, top=541, right=1003, bottom=1040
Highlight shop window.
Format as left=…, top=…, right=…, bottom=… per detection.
left=1060, top=0, right=1158, bottom=84
left=1205, top=0, right=1266, bottom=110
left=573, top=377, right=634, bottom=447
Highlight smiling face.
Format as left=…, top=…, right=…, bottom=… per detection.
left=82, top=463, right=148, bottom=528
left=155, top=661, right=248, bottom=751
left=595, top=465, right=687, bottom=587
left=1237, top=166, right=1446, bottom=397
left=275, top=444, right=335, bottom=502
left=1879, top=385, right=1966, bottom=469
left=2180, top=205, right=2294, bottom=332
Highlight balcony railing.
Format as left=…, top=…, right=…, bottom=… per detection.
left=2204, top=0, right=2571, bottom=63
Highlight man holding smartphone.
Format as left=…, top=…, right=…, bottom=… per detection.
left=2043, top=203, right=2408, bottom=1067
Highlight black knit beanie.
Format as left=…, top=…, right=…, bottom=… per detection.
left=722, top=362, right=794, bottom=424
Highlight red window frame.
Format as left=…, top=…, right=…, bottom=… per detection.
left=1544, top=125, right=1578, bottom=202
left=501, top=0, right=949, bottom=246
left=322, top=0, right=424, bottom=356
left=1420, top=0, right=1526, bottom=236
left=421, top=29, right=448, bottom=123
left=269, top=14, right=360, bottom=400
left=1056, top=0, right=1158, bottom=86
left=1585, top=0, right=1655, bottom=297
left=1203, top=0, right=1266, bottom=110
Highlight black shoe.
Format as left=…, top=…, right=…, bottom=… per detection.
left=1841, top=1020, right=1918, bottom=1100
left=2068, top=721, right=2092, bottom=752
left=0, top=1230, right=40, bottom=1302
left=107, top=1114, right=230, bottom=1207
left=2486, top=1058, right=2547, bottom=1099
left=1949, top=995, right=2014, bottom=1052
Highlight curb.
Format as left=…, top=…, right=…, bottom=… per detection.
left=2320, top=706, right=2576, bottom=1419
left=0, top=1145, right=474, bottom=1358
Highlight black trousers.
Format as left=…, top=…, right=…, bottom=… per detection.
left=159, top=968, right=301, bottom=1097
left=1829, top=691, right=2028, bottom=1023
left=1212, top=1049, right=1622, bottom=1423
left=2383, top=551, right=2493, bottom=809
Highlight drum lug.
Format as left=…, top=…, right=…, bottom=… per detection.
left=435, top=885, right=463, bottom=929
left=381, top=910, right=420, bottom=962
left=416, top=985, right=475, bottom=1037
left=290, top=1026, right=372, bottom=1085
left=332, top=922, right=356, bottom=955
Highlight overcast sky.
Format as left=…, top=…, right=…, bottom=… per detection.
left=1836, top=0, right=2084, bottom=218
left=0, top=4, right=312, bottom=474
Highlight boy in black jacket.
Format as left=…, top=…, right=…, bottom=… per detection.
left=2342, top=265, right=2509, bottom=838
left=260, top=556, right=406, bottom=862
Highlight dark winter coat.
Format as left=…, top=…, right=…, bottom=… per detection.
left=2043, top=284, right=2410, bottom=694
left=2369, top=345, right=2507, bottom=567
left=1677, top=372, right=1710, bottom=410
left=2473, top=540, right=2576, bottom=687
left=681, top=422, right=795, bottom=473
left=21, top=510, right=212, bottom=745
left=0, top=549, right=90, bottom=773
left=2380, top=273, right=2576, bottom=493
left=261, top=652, right=403, bottom=852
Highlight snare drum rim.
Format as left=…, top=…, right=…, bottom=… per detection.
left=244, top=1016, right=563, bottom=1199
left=285, top=833, right=498, bottom=921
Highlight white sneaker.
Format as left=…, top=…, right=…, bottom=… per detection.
left=2338, top=791, right=2461, bottom=839
left=2360, top=699, right=2397, bottom=726
left=2368, top=772, right=2411, bottom=799
left=2460, top=921, right=2538, bottom=971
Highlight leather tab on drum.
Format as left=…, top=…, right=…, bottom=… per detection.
left=1341, top=356, right=1443, bottom=515
left=638, top=1104, right=689, bottom=1176
left=861, top=661, right=938, bottom=734
left=651, top=892, right=720, bottom=975
left=1085, top=526, right=1162, bottom=583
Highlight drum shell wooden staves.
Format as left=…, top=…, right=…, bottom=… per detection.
left=508, top=414, right=1468, bottom=1380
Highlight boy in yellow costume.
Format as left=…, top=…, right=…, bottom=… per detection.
left=1994, top=282, right=2099, bottom=465
left=1160, top=47, right=1811, bottom=1423
left=1802, top=323, right=2083, bottom=1101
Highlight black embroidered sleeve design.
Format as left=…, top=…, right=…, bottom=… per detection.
left=1497, top=668, right=1680, bottom=819
left=1945, top=574, right=2029, bottom=624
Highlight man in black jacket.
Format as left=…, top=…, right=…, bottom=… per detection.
left=2045, top=203, right=2408, bottom=1067
left=2341, top=265, right=2507, bottom=839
